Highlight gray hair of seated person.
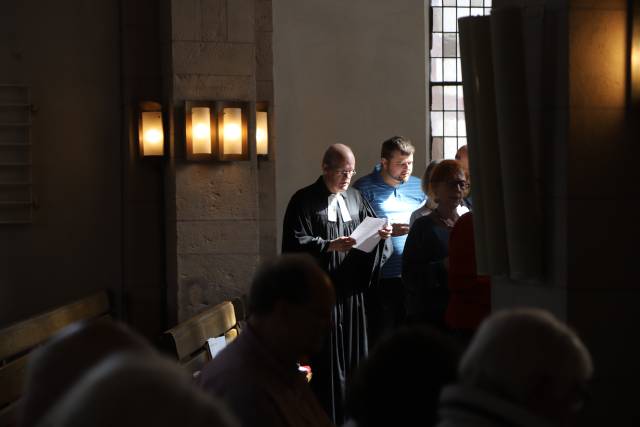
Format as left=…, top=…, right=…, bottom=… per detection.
left=35, top=352, right=237, bottom=427
left=459, top=308, right=593, bottom=407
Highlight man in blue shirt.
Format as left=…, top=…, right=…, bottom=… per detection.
left=353, top=136, right=425, bottom=345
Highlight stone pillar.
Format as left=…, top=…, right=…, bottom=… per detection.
left=255, top=0, right=277, bottom=261
left=120, top=0, right=166, bottom=338
left=161, top=0, right=275, bottom=323
left=491, top=0, right=640, bottom=424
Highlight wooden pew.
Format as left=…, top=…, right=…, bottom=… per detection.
left=0, top=292, right=110, bottom=427
left=163, top=298, right=246, bottom=378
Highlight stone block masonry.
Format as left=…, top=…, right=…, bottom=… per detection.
left=163, top=0, right=274, bottom=322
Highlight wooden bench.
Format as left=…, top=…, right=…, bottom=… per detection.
left=0, top=292, right=110, bottom=427
left=163, top=297, right=246, bottom=378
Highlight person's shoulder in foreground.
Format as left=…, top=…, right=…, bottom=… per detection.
left=199, top=254, right=335, bottom=427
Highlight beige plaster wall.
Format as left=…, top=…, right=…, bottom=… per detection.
left=272, top=0, right=430, bottom=245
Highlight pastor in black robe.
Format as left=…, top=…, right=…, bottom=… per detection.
left=282, top=176, right=389, bottom=425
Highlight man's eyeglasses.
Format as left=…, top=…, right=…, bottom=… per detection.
left=334, top=169, right=357, bottom=177
left=445, top=180, right=470, bottom=190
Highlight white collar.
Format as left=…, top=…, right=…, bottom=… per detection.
left=327, top=193, right=352, bottom=222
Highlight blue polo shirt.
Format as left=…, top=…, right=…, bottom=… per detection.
left=353, top=164, right=425, bottom=279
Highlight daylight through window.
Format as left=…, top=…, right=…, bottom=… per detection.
left=429, top=0, right=492, bottom=160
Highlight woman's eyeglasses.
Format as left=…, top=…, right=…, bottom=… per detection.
left=445, top=179, right=470, bottom=190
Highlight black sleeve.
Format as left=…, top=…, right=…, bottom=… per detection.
left=281, top=192, right=329, bottom=255
left=402, top=218, right=447, bottom=321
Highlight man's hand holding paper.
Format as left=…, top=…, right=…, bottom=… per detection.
left=327, top=236, right=357, bottom=252
left=349, top=217, right=390, bottom=253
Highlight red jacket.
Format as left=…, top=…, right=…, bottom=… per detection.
left=445, top=212, right=491, bottom=330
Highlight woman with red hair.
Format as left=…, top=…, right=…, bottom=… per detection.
left=402, top=160, right=468, bottom=330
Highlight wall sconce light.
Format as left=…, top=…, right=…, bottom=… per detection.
left=217, top=102, right=249, bottom=161
left=256, top=102, right=269, bottom=157
left=185, top=102, right=216, bottom=160
left=631, top=0, right=640, bottom=103
left=138, top=102, right=164, bottom=157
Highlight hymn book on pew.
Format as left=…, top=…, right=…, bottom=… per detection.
left=206, top=336, right=227, bottom=359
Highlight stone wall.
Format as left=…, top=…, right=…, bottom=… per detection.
left=162, top=0, right=275, bottom=323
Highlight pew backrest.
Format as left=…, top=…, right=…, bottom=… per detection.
left=0, top=292, right=110, bottom=427
left=163, top=299, right=244, bottom=376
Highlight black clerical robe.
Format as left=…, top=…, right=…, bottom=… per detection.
left=282, top=177, right=389, bottom=425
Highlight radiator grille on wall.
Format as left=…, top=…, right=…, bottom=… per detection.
left=0, top=85, right=32, bottom=224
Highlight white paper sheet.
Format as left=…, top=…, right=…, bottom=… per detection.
left=456, top=205, right=470, bottom=217
left=206, top=336, right=227, bottom=359
left=350, top=216, right=387, bottom=253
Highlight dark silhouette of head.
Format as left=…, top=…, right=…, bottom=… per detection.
left=346, top=325, right=461, bottom=427
left=19, top=318, right=153, bottom=427
left=460, top=308, right=593, bottom=425
left=248, top=253, right=335, bottom=360
left=33, top=352, right=237, bottom=427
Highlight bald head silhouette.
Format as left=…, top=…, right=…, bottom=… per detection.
left=321, top=144, right=356, bottom=194
left=322, top=143, right=355, bottom=170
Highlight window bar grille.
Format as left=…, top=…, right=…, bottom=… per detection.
left=429, top=0, right=491, bottom=160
